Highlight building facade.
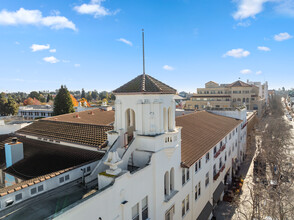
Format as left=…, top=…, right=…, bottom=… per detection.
left=18, top=105, right=53, bottom=119
left=185, top=80, right=268, bottom=115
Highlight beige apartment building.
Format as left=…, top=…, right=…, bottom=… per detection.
left=185, top=80, right=266, bottom=115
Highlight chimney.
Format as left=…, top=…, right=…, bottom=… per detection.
left=5, top=137, right=24, bottom=168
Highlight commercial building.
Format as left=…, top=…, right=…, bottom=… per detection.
left=185, top=80, right=268, bottom=115
left=0, top=74, right=247, bottom=220
left=18, top=105, right=53, bottom=119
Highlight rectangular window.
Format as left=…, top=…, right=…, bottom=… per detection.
left=195, top=161, right=198, bottom=173
left=182, top=199, right=185, bottom=217
left=225, top=152, right=227, bottom=161
left=59, top=176, right=64, bottom=183
left=31, top=187, right=37, bottom=195
left=186, top=195, right=189, bottom=212
left=87, top=166, right=91, bottom=172
left=205, top=172, right=209, bottom=186
left=38, top=185, right=44, bottom=192
left=15, top=193, right=22, bottom=201
left=213, top=146, right=217, bottom=155
left=195, top=185, right=198, bottom=200
left=186, top=169, right=189, bottom=181
left=198, top=182, right=201, bottom=196
left=182, top=169, right=185, bottom=185
left=219, top=158, right=222, bottom=169
left=206, top=152, right=210, bottom=163
left=65, top=175, right=70, bottom=181
left=213, top=164, right=216, bottom=175
left=199, top=159, right=201, bottom=169
left=132, top=203, right=139, bottom=220
left=142, top=196, right=148, bottom=220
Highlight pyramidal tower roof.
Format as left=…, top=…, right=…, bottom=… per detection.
left=113, top=74, right=177, bottom=94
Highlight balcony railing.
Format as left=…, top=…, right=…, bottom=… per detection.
left=214, top=144, right=226, bottom=159
left=220, top=164, right=225, bottom=172
left=213, top=172, right=220, bottom=181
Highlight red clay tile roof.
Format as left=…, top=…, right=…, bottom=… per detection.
left=226, top=80, right=253, bottom=88
left=113, top=74, right=177, bottom=94
left=176, top=111, right=242, bottom=167
left=17, top=120, right=113, bottom=148
left=43, top=108, right=114, bottom=125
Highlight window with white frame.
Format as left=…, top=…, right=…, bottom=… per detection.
left=142, top=196, right=148, bottom=220
left=205, top=172, right=209, bottom=186
left=206, top=152, right=210, bottom=163
left=213, top=164, right=217, bottom=175
left=186, top=195, right=189, bottom=212
left=182, top=199, right=185, bottom=217
left=225, top=152, right=227, bottom=161
left=195, top=161, right=198, bottom=173
left=198, top=182, right=201, bottom=196
left=132, top=203, right=139, bottom=220
left=186, top=168, right=189, bottom=181
left=213, top=146, right=217, bottom=155
left=15, top=193, right=22, bottom=201
left=199, top=158, right=201, bottom=169
left=195, top=185, right=198, bottom=200
left=182, top=169, right=185, bottom=185
left=219, top=157, right=223, bottom=169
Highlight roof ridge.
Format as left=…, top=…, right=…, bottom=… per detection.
left=146, top=74, right=162, bottom=92
left=142, top=74, right=146, bottom=91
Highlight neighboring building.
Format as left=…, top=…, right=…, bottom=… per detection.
left=0, top=74, right=246, bottom=220
left=0, top=118, right=31, bottom=135
left=17, top=105, right=53, bottom=120
left=185, top=80, right=267, bottom=115
left=246, top=80, right=269, bottom=105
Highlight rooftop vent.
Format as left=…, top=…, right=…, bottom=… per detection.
left=11, top=137, right=18, bottom=144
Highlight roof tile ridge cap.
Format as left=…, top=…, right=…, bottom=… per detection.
left=142, top=73, right=146, bottom=92
left=146, top=74, right=163, bottom=92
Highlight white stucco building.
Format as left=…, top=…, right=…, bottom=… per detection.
left=0, top=74, right=246, bottom=220
left=18, top=105, right=53, bottom=119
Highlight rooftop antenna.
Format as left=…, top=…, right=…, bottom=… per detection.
left=142, top=29, right=145, bottom=76
left=142, top=28, right=146, bottom=91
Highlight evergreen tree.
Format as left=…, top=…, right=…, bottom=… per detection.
left=46, top=94, right=50, bottom=103
left=28, top=91, right=40, bottom=100
left=81, top=88, right=86, bottom=99
left=53, top=85, right=75, bottom=116
left=0, top=93, right=7, bottom=116
left=91, top=90, right=98, bottom=100
left=6, top=96, right=18, bottom=115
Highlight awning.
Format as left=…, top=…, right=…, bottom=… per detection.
left=197, top=202, right=213, bottom=220
left=213, top=181, right=225, bottom=203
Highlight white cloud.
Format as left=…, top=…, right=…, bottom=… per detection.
left=0, top=8, right=76, bottom=30
left=163, top=65, right=174, bottom=71
left=233, top=0, right=269, bottom=20
left=257, top=46, right=271, bottom=51
left=223, top=48, right=250, bottom=58
left=62, top=60, right=70, bottom=63
left=74, top=0, right=118, bottom=18
left=117, top=38, right=132, bottom=46
left=49, top=49, right=56, bottom=53
left=240, top=69, right=252, bottom=74
left=30, top=44, right=50, bottom=52
left=236, top=20, right=251, bottom=27
left=275, top=0, right=294, bottom=17
left=15, top=41, right=20, bottom=45
left=274, top=32, right=293, bottom=41
left=256, top=70, right=262, bottom=74
left=74, top=64, right=81, bottom=67
left=43, top=56, right=59, bottom=63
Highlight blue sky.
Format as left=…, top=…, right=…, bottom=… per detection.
left=0, top=0, right=293, bottom=93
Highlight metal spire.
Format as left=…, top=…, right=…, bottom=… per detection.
left=142, top=29, right=146, bottom=91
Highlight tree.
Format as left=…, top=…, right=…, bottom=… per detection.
left=53, top=85, right=75, bottom=116
left=6, top=96, right=18, bottom=115
left=28, top=91, right=40, bottom=100
left=81, top=88, right=86, bottom=99
left=91, top=90, right=98, bottom=100
left=0, top=93, right=7, bottom=116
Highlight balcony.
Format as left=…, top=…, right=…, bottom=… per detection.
left=220, top=164, right=225, bottom=172
left=220, top=144, right=226, bottom=152
left=213, top=172, right=220, bottom=181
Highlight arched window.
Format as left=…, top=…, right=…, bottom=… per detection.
left=164, top=171, right=170, bottom=196
left=168, top=107, right=173, bottom=131
left=170, top=168, right=174, bottom=192
left=125, top=108, right=135, bottom=136
left=163, top=107, right=167, bottom=132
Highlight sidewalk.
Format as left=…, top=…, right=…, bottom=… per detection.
left=214, top=139, right=258, bottom=220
